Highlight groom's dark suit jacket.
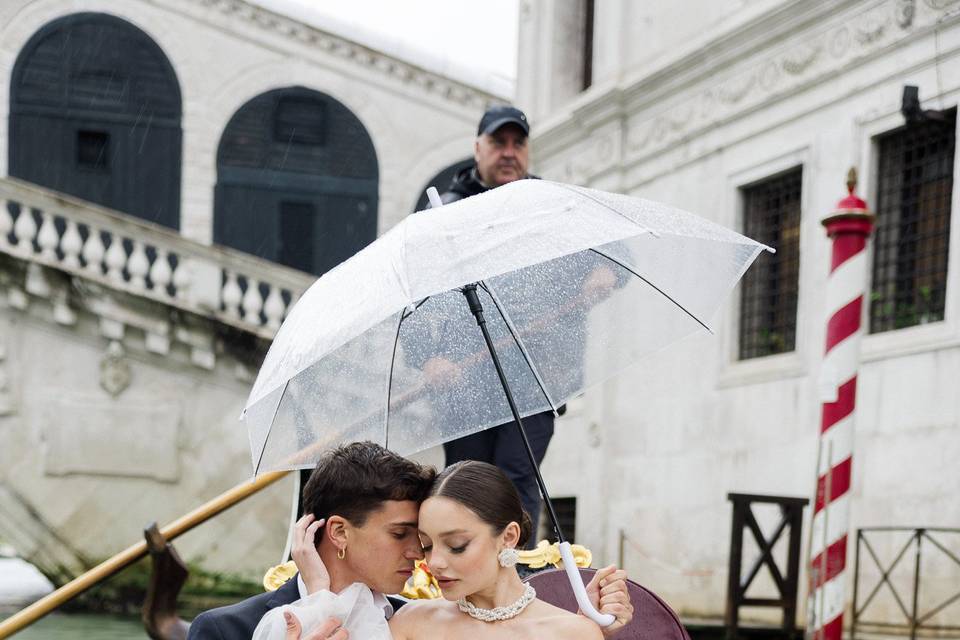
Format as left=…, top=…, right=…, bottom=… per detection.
left=186, top=576, right=405, bottom=640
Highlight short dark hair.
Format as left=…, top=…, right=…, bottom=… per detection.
left=430, top=460, right=533, bottom=546
left=302, top=442, right=436, bottom=526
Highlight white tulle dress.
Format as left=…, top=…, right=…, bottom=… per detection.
left=252, top=582, right=393, bottom=640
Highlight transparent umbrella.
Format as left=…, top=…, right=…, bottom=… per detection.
left=243, top=178, right=770, bottom=624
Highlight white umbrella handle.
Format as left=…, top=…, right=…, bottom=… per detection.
left=559, top=541, right=616, bottom=627
left=426, top=186, right=443, bottom=209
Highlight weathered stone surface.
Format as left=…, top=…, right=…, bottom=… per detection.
left=40, top=394, right=181, bottom=482
left=521, top=0, right=960, bottom=624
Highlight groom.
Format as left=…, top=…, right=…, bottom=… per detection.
left=188, top=442, right=633, bottom=638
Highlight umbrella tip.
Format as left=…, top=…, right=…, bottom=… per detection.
left=426, top=187, right=443, bottom=209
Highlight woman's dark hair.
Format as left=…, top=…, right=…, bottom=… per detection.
left=430, top=460, right=533, bottom=546
left=303, top=442, right=436, bottom=526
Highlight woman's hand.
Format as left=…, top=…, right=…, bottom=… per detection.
left=585, top=565, right=634, bottom=636
left=291, top=514, right=330, bottom=594
left=283, top=611, right=348, bottom=640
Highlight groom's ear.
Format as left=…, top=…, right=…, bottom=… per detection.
left=325, top=515, right=349, bottom=548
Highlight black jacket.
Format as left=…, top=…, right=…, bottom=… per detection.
left=439, top=166, right=541, bottom=204
left=439, top=166, right=488, bottom=204
left=187, top=577, right=405, bottom=640
left=187, top=576, right=300, bottom=640
left=427, top=166, right=567, bottom=417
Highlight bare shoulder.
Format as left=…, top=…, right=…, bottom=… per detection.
left=389, top=599, right=459, bottom=638
left=529, top=600, right=604, bottom=639
left=560, top=613, right=605, bottom=639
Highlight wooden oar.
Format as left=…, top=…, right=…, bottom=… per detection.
left=0, top=470, right=289, bottom=639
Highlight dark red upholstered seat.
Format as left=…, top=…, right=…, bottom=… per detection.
left=523, top=567, right=691, bottom=640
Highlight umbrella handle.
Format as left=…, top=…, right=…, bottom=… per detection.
left=559, top=542, right=616, bottom=627
left=426, top=186, right=443, bottom=208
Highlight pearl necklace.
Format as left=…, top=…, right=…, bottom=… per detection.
left=457, top=584, right=537, bottom=622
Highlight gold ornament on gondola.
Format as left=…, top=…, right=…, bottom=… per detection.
left=400, top=560, right=442, bottom=599
left=263, top=561, right=298, bottom=592
left=518, top=540, right=593, bottom=570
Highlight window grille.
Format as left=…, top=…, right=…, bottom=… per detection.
left=738, top=168, right=803, bottom=360
left=870, top=109, right=955, bottom=333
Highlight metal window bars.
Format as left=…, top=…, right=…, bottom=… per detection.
left=739, top=167, right=803, bottom=360
left=870, top=109, right=956, bottom=333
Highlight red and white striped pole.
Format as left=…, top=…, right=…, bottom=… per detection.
left=808, top=168, right=874, bottom=640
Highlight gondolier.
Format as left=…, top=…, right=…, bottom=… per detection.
left=425, top=105, right=559, bottom=544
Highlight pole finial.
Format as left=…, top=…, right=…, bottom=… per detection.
left=846, top=167, right=858, bottom=195
left=823, top=166, right=873, bottom=236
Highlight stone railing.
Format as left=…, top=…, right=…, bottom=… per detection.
left=0, top=177, right=314, bottom=340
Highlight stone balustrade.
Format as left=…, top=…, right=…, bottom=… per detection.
left=0, top=177, right=314, bottom=340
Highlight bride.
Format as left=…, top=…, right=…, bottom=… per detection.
left=262, top=460, right=632, bottom=639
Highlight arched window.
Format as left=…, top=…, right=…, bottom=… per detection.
left=414, top=158, right=473, bottom=212
left=9, top=13, right=182, bottom=229
left=214, top=87, right=378, bottom=276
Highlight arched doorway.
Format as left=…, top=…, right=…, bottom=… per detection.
left=9, top=13, right=182, bottom=229
left=214, top=87, right=378, bottom=276
left=414, top=158, right=473, bottom=212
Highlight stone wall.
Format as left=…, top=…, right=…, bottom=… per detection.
left=0, top=0, right=505, bottom=581
left=520, top=0, right=960, bottom=624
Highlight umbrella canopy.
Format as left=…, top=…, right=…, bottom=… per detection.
left=244, top=179, right=770, bottom=474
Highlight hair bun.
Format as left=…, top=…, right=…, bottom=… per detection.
left=431, top=460, right=535, bottom=549
left=519, top=509, right=533, bottom=547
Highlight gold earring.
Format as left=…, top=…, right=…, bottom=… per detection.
left=337, top=547, right=346, bottom=560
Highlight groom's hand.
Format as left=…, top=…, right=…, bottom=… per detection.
left=283, top=611, right=348, bottom=640
left=585, top=565, right=634, bottom=636
left=292, top=514, right=330, bottom=594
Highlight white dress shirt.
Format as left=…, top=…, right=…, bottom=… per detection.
left=297, top=574, right=395, bottom=620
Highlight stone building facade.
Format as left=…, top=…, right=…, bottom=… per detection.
left=521, top=0, right=960, bottom=628
left=0, top=0, right=503, bottom=580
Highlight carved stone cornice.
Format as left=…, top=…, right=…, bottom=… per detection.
left=536, top=122, right=622, bottom=186
left=532, top=0, right=960, bottom=183
left=180, top=0, right=508, bottom=106
left=620, top=0, right=954, bottom=166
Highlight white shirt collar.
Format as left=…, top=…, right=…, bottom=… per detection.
left=296, top=574, right=395, bottom=620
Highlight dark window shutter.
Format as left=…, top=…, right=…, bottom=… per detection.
left=76, top=130, right=110, bottom=170
left=277, top=201, right=317, bottom=273
left=10, top=13, right=182, bottom=229
left=274, top=97, right=326, bottom=146
left=214, top=87, right=378, bottom=276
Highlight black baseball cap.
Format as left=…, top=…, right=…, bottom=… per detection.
left=477, top=105, right=530, bottom=136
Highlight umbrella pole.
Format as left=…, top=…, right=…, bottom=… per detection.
left=461, top=284, right=615, bottom=627
left=460, top=284, right=565, bottom=543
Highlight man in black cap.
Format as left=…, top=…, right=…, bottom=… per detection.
left=439, top=104, right=532, bottom=203
left=427, top=105, right=557, bottom=544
